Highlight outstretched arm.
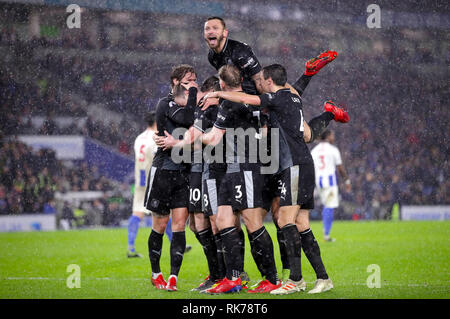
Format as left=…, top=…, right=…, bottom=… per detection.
left=154, top=126, right=198, bottom=151
left=202, top=126, right=225, bottom=146
left=203, top=91, right=261, bottom=107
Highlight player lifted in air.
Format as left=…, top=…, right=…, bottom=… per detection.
left=203, top=16, right=347, bottom=291
left=202, top=64, right=342, bottom=294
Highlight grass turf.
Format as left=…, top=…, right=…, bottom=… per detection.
left=0, top=220, right=449, bottom=299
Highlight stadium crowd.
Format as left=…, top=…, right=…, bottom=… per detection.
left=0, top=139, right=130, bottom=226
left=0, top=8, right=448, bottom=221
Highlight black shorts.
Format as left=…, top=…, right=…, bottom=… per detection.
left=202, top=169, right=226, bottom=217
left=262, top=172, right=282, bottom=212
left=278, top=164, right=315, bottom=209
left=189, top=172, right=203, bottom=213
left=218, top=169, right=264, bottom=212
left=144, top=167, right=189, bottom=215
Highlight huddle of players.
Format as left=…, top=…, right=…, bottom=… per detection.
left=144, top=16, right=349, bottom=294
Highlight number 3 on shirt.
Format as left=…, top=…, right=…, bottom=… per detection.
left=318, top=155, right=325, bottom=169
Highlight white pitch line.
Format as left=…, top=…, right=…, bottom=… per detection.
left=3, top=277, right=448, bottom=288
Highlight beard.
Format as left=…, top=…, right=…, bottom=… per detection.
left=206, top=33, right=225, bottom=50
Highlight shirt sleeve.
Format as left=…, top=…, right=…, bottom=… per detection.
left=213, top=101, right=232, bottom=130
left=259, top=92, right=276, bottom=110
left=234, top=43, right=262, bottom=78
left=193, top=109, right=205, bottom=132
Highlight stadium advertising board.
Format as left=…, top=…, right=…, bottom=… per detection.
left=0, top=214, right=56, bottom=232
left=18, top=135, right=84, bottom=160
left=401, top=205, right=450, bottom=221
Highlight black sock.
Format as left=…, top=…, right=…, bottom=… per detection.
left=170, top=231, right=186, bottom=276
left=220, top=227, right=242, bottom=280
left=274, top=221, right=290, bottom=270
left=292, top=74, right=312, bottom=97
left=248, top=228, right=266, bottom=278
left=280, top=224, right=302, bottom=281
left=308, top=112, right=334, bottom=143
left=214, top=233, right=226, bottom=279
left=148, top=230, right=163, bottom=274
left=249, top=226, right=278, bottom=285
left=238, top=228, right=245, bottom=272
left=196, top=228, right=221, bottom=281
left=300, top=228, right=329, bottom=279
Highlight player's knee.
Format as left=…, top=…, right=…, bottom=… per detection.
left=152, top=216, right=169, bottom=233
left=188, top=217, right=197, bottom=233
left=133, top=211, right=145, bottom=219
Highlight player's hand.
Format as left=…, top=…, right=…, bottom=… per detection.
left=345, top=183, right=352, bottom=193
left=200, top=92, right=219, bottom=110
left=181, top=81, right=198, bottom=91
left=161, top=130, right=178, bottom=151
left=305, top=50, right=338, bottom=76
left=153, top=134, right=167, bottom=148
left=201, top=97, right=219, bottom=110
left=344, top=179, right=352, bottom=192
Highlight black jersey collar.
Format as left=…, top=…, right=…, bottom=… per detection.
left=222, top=37, right=229, bottom=53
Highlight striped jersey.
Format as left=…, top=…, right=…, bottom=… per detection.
left=310, top=141, right=342, bottom=188
left=134, top=129, right=158, bottom=188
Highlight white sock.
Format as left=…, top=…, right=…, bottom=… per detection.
left=168, top=274, right=177, bottom=280
left=152, top=272, right=162, bottom=279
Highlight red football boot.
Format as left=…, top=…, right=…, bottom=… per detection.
left=165, top=275, right=178, bottom=292
left=151, top=273, right=167, bottom=290
left=205, top=277, right=242, bottom=294
left=247, top=279, right=282, bottom=293
left=324, top=100, right=349, bottom=123
left=305, top=50, right=338, bottom=76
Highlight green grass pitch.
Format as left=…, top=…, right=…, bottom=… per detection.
left=0, top=221, right=449, bottom=299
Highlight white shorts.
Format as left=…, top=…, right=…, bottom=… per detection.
left=133, top=186, right=152, bottom=214
left=316, top=186, right=339, bottom=208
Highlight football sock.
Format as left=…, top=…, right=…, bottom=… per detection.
left=308, top=112, right=334, bottom=143
left=292, top=74, right=312, bottom=97
left=280, top=223, right=303, bottom=281
left=148, top=230, right=163, bottom=274
left=220, top=227, right=243, bottom=280
left=322, top=207, right=334, bottom=236
left=274, top=221, right=290, bottom=270
left=249, top=226, right=278, bottom=285
left=196, top=227, right=221, bottom=281
left=165, top=218, right=173, bottom=241
left=170, top=231, right=186, bottom=276
left=214, top=233, right=226, bottom=279
left=238, top=228, right=245, bottom=272
left=127, top=215, right=141, bottom=252
left=248, top=227, right=266, bottom=278
left=300, top=228, right=329, bottom=280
